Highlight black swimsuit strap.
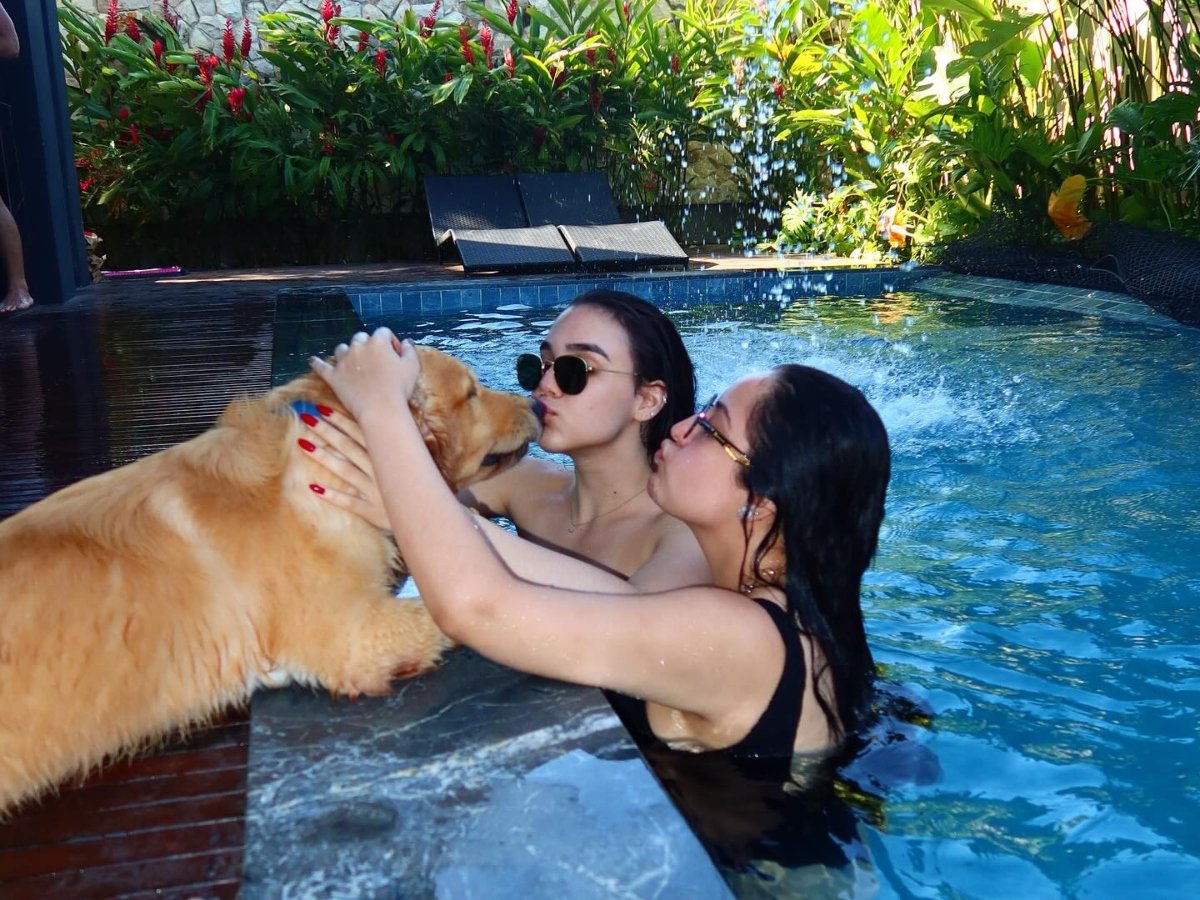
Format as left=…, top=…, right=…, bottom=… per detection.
left=727, top=597, right=807, bottom=758
left=605, top=597, right=807, bottom=759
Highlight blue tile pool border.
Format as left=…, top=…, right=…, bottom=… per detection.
left=337, top=265, right=942, bottom=321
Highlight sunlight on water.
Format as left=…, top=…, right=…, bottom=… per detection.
left=388, top=291, right=1200, bottom=898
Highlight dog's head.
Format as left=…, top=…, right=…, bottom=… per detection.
left=408, top=346, right=540, bottom=489
left=280, top=346, right=539, bottom=491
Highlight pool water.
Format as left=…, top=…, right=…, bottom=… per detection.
left=376, top=291, right=1200, bottom=899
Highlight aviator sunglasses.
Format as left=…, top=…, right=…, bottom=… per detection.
left=516, top=353, right=638, bottom=395
left=684, top=395, right=752, bottom=467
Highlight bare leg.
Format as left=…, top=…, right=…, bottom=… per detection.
left=0, top=196, right=33, bottom=314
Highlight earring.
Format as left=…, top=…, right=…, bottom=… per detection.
left=738, top=505, right=750, bottom=519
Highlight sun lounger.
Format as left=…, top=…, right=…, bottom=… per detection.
left=517, top=172, right=690, bottom=270
left=423, top=175, right=577, bottom=274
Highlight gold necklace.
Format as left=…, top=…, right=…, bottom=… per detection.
left=567, top=486, right=647, bottom=533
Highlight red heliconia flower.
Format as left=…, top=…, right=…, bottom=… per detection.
left=153, top=37, right=164, bottom=66
left=125, top=15, right=141, bottom=44
left=104, top=0, right=118, bottom=44
left=533, top=125, right=544, bottom=149
left=506, top=0, right=518, bottom=25
left=622, top=2, right=630, bottom=21
left=227, top=86, right=247, bottom=117
left=128, top=123, right=140, bottom=145
left=324, top=3, right=342, bottom=44
left=553, top=65, right=566, bottom=87
left=198, top=85, right=213, bottom=108
left=419, top=0, right=440, bottom=38
left=670, top=54, right=679, bottom=73
left=117, top=106, right=130, bottom=121
left=386, top=133, right=396, bottom=145
left=585, top=29, right=595, bottom=66
left=588, top=90, right=601, bottom=115
left=772, top=78, right=784, bottom=101
left=321, top=0, right=334, bottom=23
left=222, top=18, right=235, bottom=66
left=480, top=25, right=493, bottom=67
left=444, top=72, right=453, bottom=82
left=323, top=142, right=333, bottom=156
left=375, top=47, right=387, bottom=76
left=358, top=30, right=369, bottom=52
left=241, top=19, right=252, bottom=58
left=460, top=25, right=475, bottom=65
left=504, top=46, right=515, bottom=78
left=196, top=52, right=217, bottom=84
left=161, top=0, right=179, bottom=32
left=607, top=47, right=616, bottom=63
left=79, top=177, right=94, bottom=192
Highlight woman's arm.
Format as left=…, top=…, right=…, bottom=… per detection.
left=309, top=332, right=767, bottom=719
left=299, top=410, right=637, bottom=594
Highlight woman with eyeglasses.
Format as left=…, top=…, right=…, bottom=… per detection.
left=307, top=325, right=890, bottom=756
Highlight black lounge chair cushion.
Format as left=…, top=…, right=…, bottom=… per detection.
left=517, top=172, right=623, bottom=226
left=559, top=222, right=690, bottom=267
left=425, top=175, right=528, bottom=246
left=451, top=225, right=576, bottom=273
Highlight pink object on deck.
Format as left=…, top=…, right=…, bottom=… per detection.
left=101, top=266, right=186, bottom=279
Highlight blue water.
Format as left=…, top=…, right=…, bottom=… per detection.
left=377, top=291, right=1200, bottom=898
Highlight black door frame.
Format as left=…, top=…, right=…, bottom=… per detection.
left=1, top=0, right=88, bottom=305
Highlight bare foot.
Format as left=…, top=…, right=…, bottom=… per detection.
left=0, top=288, right=34, bottom=315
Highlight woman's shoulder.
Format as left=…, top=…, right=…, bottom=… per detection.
left=506, top=456, right=574, bottom=492
left=462, top=455, right=572, bottom=517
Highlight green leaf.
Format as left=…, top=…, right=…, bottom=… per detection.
left=1016, top=38, right=1043, bottom=88
left=1108, top=100, right=1143, bottom=135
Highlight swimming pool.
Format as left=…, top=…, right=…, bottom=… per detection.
left=359, top=284, right=1200, bottom=898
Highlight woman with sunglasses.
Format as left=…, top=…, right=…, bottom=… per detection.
left=470, top=289, right=708, bottom=588
left=308, top=328, right=890, bottom=756
left=307, top=290, right=711, bottom=592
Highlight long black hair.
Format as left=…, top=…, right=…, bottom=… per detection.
left=740, top=365, right=889, bottom=742
left=568, top=290, right=696, bottom=466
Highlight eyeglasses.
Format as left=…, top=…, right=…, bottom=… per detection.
left=684, top=395, right=751, bottom=467
left=516, top=353, right=638, bottom=395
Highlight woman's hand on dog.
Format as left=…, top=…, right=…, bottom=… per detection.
left=310, top=328, right=420, bottom=422
left=299, top=412, right=392, bottom=532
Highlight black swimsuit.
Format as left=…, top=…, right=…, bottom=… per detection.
left=605, top=597, right=807, bottom=758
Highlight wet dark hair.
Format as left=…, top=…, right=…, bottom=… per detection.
left=568, top=290, right=696, bottom=466
left=739, top=365, right=889, bottom=743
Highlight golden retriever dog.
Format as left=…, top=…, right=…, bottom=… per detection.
left=0, top=346, right=540, bottom=813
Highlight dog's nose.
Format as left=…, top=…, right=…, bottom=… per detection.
left=530, top=398, right=547, bottom=424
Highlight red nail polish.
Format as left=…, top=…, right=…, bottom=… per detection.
left=309, top=483, right=325, bottom=495
left=298, top=438, right=316, bottom=452
left=300, top=412, right=319, bottom=427
left=316, top=404, right=334, bottom=417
